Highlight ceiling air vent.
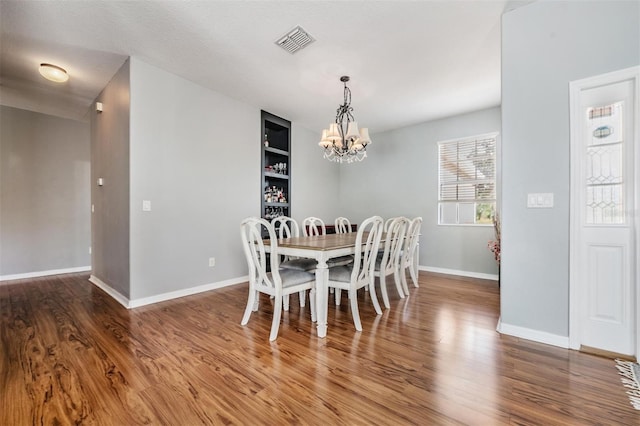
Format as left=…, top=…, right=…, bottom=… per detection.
left=276, top=26, right=315, bottom=54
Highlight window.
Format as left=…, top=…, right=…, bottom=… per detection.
left=438, top=133, right=497, bottom=225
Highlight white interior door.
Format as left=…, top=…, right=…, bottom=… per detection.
left=570, top=67, right=639, bottom=356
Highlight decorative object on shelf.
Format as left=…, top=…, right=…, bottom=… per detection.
left=319, top=76, right=371, bottom=163
left=264, top=133, right=269, bottom=147
left=264, top=186, right=287, bottom=204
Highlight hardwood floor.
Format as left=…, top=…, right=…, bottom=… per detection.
left=1, top=272, right=637, bottom=425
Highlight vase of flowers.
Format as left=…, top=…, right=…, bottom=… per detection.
left=487, top=214, right=501, bottom=286
left=487, top=214, right=500, bottom=264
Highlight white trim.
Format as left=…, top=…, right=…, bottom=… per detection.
left=419, top=265, right=499, bottom=281
left=569, top=65, right=640, bottom=353
left=88, top=274, right=250, bottom=309
left=89, top=275, right=131, bottom=308
left=128, top=275, right=248, bottom=308
left=0, top=266, right=91, bottom=282
left=497, top=319, right=570, bottom=349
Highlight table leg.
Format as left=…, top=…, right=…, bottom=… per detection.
left=315, top=257, right=328, bottom=338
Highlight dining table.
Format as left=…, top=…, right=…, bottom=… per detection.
left=272, top=232, right=364, bottom=338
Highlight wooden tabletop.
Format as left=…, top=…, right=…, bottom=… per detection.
left=276, top=232, right=361, bottom=251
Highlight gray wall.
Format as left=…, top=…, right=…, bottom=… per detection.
left=339, top=107, right=501, bottom=276
left=291, top=124, right=341, bottom=224
left=128, top=58, right=341, bottom=300
left=0, top=106, right=90, bottom=276
left=501, top=1, right=640, bottom=335
left=91, top=59, right=131, bottom=297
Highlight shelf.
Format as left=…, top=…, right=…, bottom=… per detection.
left=264, top=172, right=289, bottom=180
left=264, top=147, right=289, bottom=156
left=262, top=110, right=291, bottom=222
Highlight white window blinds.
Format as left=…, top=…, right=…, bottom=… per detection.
left=438, top=134, right=497, bottom=225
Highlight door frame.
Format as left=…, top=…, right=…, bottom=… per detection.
left=569, top=66, right=640, bottom=355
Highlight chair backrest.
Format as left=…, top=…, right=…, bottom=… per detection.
left=403, top=217, right=423, bottom=264
left=271, top=216, right=300, bottom=239
left=381, top=217, right=408, bottom=271
left=383, top=217, right=395, bottom=232
left=351, top=216, right=383, bottom=283
left=302, top=217, right=326, bottom=236
left=334, top=217, right=352, bottom=234
left=240, top=217, right=282, bottom=292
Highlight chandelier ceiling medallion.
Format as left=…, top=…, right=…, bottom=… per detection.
left=319, top=76, right=371, bottom=163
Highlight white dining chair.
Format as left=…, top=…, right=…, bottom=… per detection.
left=400, top=216, right=422, bottom=294
left=334, top=217, right=352, bottom=234
left=271, top=216, right=317, bottom=309
left=374, top=216, right=408, bottom=309
left=328, top=215, right=384, bottom=331
left=383, top=217, right=396, bottom=232
left=240, top=217, right=316, bottom=341
left=302, top=217, right=326, bottom=236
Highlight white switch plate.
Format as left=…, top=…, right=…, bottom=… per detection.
left=209, top=257, right=216, bottom=267
left=527, top=193, right=554, bottom=208
left=142, top=200, right=151, bottom=211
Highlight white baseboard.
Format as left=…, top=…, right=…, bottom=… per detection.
left=89, top=274, right=248, bottom=309
left=419, top=265, right=499, bottom=281
left=89, top=275, right=130, bottom=308
left=1, top=266, right=92, bottom=282
left=497, top=317, right=569, bottom=348
left=128, top=275, right=248, bottom=308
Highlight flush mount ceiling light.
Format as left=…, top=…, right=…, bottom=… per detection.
left=319, top=76, right=371, bottom=163
left=39, top=63, right=69, bottom=83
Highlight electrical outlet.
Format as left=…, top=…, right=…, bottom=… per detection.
left=209, top=257, right=216, bottom=267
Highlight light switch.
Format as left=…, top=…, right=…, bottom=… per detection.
left=142, top=200, right=151, bottom=211
left=527, top=193, right=554, bottom=208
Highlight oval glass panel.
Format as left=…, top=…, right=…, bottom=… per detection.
left=593, top=125, right=613, bottom=138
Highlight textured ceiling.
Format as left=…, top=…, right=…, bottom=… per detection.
left=0, top=1, right=526, bottom=133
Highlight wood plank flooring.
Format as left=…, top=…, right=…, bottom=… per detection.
left=1, top=272, right=637, bottom=425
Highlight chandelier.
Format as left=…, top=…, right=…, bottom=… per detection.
left=319, top=76, right=371, bottom=163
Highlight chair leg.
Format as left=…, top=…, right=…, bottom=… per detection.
left=379, top=274, right=390, bottom=309
left=335, top=288, right=342, bottom=305
left=269, top=293, right=283, bottom=341
left=252, top=290, right=260, bottom=311
left=401, top=265, right=410, bottom=296
left=283, top=294, right=290, bottom=311
left=394, top=267, right=406, bottom=299
left=411, top=247, right=420, bottom=287
left=410, top=263, right=419, bottom=288
left=241, top=288, right=257, bottom=325
left=368, top=279, right=382, bottom=315
left=299, top=290, right=306, bottom=307
left=309, top=288, right=317, bottom=322
left=349, top=289, right=362, bottom=331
